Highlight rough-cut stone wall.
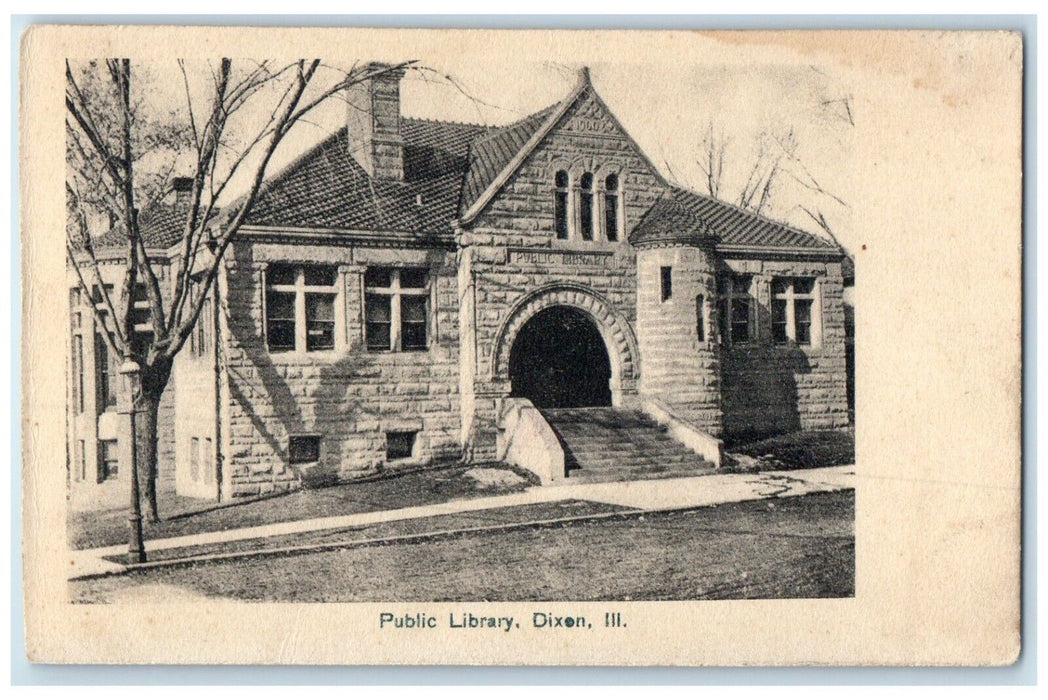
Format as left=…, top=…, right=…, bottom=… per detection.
left=66, top=258, right=180, bottom=488
left=219, top=239, right=461, bottom=498
left=635, top=245, right=722, bottom=433
left=719, top=258, right=850, bottom=440
left=172, top=308, right=217, bottom=499
left=156, top=376, right=177, bottom=485
left=346, top=66, right=405, bottom=181
left=459, top=89, right=670, bottom=459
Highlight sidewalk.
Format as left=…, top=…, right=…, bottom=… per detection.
left=69, top=465, right=855, bottom=579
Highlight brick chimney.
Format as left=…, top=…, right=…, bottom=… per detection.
left=172, top=177, right=194, bottom=204
left=346, top=62, right=406, bottom=181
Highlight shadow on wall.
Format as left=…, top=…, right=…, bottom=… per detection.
left=844, top=300, right=855, bottom=424
left=224, top=245, right=379, bottom=493
left=720, top=344, right=813, bottom=444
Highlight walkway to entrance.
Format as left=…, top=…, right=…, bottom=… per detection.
left=508, top=305, right=611, bottom=408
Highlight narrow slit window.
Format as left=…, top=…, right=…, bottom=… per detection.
left=604, top=173, right=620, bottom=242
left=660, top=266, right=673, bottom=302
left=580, top=172, right=595, bottom=241
left=190, top=437, right=200, bottom=481
left=203, top=437, right=214, bottom=483
left=695, top=294, right=705, bottom=342
left=72, top=335, right=84, bottom=415
left=554, top=170, right=570, bottom=240
left=95, top=334, right=117, bottom=411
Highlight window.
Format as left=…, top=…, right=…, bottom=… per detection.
left=386, top=431, right=416, bottom=461
left=70, top=288, right=82, bottom=329
left=718, top=275, right=753, bottom=344
left=554, top=170, right=570, bottom=240
left=579, top=172, right=595, bottom=241
left=365, top=267, right=430, bottom=352
left=660, top=266, right=673, bottom=302
left=265, top=264, right=338, bottom=353
left=289, top=435, right=321, bottom=464
left=604, top=173, right=620, bottom=242
left=191, top=284, right=211, bottom=358
left=696, top=294, right=705, bottom=342
left=99, top=440, right=118, bottom=480
left=128, top=283, right=159, bottom=358
left=72, top=335, right=84, bottom=415
left=91, top=283, right=113, bottom=305
left=132, top=283, right=151, bottom=331
left=95, top=334, right=117, bottom=410
left=190, top=437, right=200, bottom=481
left=203, top=438, right=214, bottom=483
left=772, top=277, right=818, bottom=346
left=78, top=440, right=86, bottom=481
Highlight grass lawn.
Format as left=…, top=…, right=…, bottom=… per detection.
left=100, top=498, right=634, bottom=565
left=69, top=463, right=534, bottom=550
left=725, top=429, right=855, bottom=470
left=70, top=489, right=854, bottom=602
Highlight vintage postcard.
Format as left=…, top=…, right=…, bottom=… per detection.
left=21, top=26, right=1022, bottom=666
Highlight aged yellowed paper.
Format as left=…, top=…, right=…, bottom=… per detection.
left=22, top=26, right=1021, bottom=665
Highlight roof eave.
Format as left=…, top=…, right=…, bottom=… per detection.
left=237, top=224, right=456, bottom=249
left=715, top=243, right=845, bottom=258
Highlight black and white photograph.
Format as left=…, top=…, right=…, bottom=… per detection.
left=61, top=49, right=857, bottom=604
left=20, top=25, right=1021, bottom=667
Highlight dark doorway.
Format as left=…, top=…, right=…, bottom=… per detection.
left=509, top=306, right=612, bottom=408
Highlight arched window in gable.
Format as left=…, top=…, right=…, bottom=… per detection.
left=554, top=170, right=570, bottom=240
left=604, top=173, right=620, bottom=242
left=579, top=172, right=595, bottom=241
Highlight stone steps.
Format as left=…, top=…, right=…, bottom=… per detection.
left=539, top=407, right=717, bottom=484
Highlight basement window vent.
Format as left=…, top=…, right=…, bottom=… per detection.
left=386, top=431, right=417, bottom=461
left=289, top=435, right=321, bottom=464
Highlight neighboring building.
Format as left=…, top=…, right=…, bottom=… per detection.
left=68, top=65, right=850, bottom=501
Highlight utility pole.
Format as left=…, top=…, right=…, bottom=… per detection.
left=119, top=360, right=146, bottom=563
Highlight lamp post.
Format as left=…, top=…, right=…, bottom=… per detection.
left=119, top=360, right=146, bottom=563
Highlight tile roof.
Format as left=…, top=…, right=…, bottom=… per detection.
left=841, top=253, right=855, bottom=282
left=458, top=104, right=558, bottom=215
left=86, top=83, right=844, bottom=262
left=630, top=186, right=841, bottom=253
left=243, top=118, right=492, bottom=237
left=89, top=199, right=195, bottom=251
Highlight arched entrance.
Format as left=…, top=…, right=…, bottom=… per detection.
left=508, top=306, right=612, bottom=408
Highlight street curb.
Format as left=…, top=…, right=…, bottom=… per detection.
left=69, top=484, right=854, bottom=582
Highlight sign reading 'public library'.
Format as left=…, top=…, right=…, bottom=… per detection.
left=508, top=249, right=613, bottom=267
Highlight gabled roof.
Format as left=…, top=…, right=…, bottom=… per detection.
left=85, top=68, right=844, bottom=260
left=244, top=118, right=492, bottom=237
left=631, top=186, right=841, bottom=254
left=455, top=68, right=668, bottom=226
left=459, top=104, right=558, bottom=216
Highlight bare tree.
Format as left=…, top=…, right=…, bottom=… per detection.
left=697, top=124, right=798, bottom=218
left=696, top=121, right=727, bottom=200
left=66, top=58, right=416, bottom=521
